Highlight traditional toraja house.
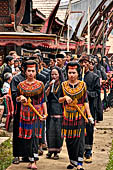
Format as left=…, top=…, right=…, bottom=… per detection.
left=0, top=0, right=112, bottom=56
left=0, top=0, right=75, bottom=57
left=32, top=0, right=113, bottom=55
left=58, top=0, right=113, bottom=55
left=0, top=0, right=58, bottom=56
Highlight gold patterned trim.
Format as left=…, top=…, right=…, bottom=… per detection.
left=62, top=81, right=85, bottom=96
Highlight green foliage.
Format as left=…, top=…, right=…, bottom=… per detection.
left=0, top=138, right=13, bottom=170
left=106, top=140, right=113, bottom=170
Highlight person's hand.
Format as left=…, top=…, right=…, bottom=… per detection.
left=88, top=117, right=94, bottom=124
left=40, top=114, right=48, bottom=121
left=17, top=95, right=27, bottom=103
left=65, top=96, right=72, bottom=104
left=21, top=96, right=27, bottom=103
left=49, top=79, right=55, bottom=87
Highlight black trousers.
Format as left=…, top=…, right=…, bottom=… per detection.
left=85, top=123, right=94, bottom=150
left=66, top=129, right=85, bottom=164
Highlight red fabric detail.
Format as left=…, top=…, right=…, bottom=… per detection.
left=26, top=64, right=36, bottom=68
left=5, top=94, right=14, bottom=131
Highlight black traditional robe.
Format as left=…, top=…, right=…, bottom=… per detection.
left=45, top=81, right=63, bottom=154
left=11, top=73, right=26, bottom=157
left=84, top=70, right=101, bottom=152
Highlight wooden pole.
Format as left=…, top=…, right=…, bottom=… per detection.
left=67, top=0, right=71, bottom=51
left=102, top=15, right=105, bottom=56
left=87, top=6, right=90, bottom=55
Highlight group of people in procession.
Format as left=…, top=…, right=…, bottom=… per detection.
left=0, top=49, right=113, bottom=170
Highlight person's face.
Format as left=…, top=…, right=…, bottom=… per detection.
left=68, top=68, right=78, bottom=82
left=14, top=61, right=19, bottom=68
left=49, top=59, right=55, bottom=68
left=57, top=58, right=62, bottom=66
left=41, top=62, right=47, bottom=68
left=111, top=61, right=113, bottom=66
left=15, top=67, right=20, bottom=73
left=97, top=54, right=102, bottom=62
left=51, top=69, right=59, bottom=82
left=103, top=58, right=106, bottom=63
left=62, top=58, right=66, bottom=65
left=33, top=54, right=39, bottom=58
left=89, top=62, right=94, bottom=71
left=94, top=58, right=98, bottom=66
left=108, top=59, right=111, bottom=66
left=25, top=66, right=36, bottom=80
left=79, top=60, right=89, bottom=72
left=33, top=54, right=40, bottom=63
left=66, top=55, right=71, bottom=62
left=12, top=53, right=17, bottom=60
left=18, top=60, right=22, bottom=66
left=10, top=59, right=14, bottom=66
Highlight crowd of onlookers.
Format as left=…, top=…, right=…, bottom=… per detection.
left=0, top=49, right=113, bottom=167
left=0, top=49, right=113, bottom=128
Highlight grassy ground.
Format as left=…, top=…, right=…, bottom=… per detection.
left=0, top=138, right=13, bottom=170
left=106, top=140, right=113, bottom=170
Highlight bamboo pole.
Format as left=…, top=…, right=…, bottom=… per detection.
left=87, top=6, right=90, bottom=55
left=67, top=0, right=71, bottom=51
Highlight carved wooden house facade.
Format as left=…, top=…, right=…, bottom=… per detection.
left=0, top=0, right=112, bottom=56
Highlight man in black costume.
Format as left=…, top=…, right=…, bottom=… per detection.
left=79, top=55, right=101, bottom=163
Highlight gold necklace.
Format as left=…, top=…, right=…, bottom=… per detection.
left=53, top=82, right=60, bottom=94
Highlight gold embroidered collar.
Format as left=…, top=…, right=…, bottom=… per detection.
left=62, top=81, right=85, bottom=96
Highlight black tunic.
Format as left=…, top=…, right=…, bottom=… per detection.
left=45, top=81, right=63, bottom=116
left=11, top=73, right=25, bottom=157
left=84, top=70, right=101, bottom=150
left=84, top=71, right=101, bottom=119
left=3, top=65, right=12, bottom=75
left=45, top=81, right=63, bottom=153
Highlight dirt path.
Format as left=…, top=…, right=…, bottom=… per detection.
left=7, top=108, right=113, bottom=170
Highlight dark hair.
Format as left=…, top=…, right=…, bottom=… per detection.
left=90, top=58, right=95, bottom=65
left=50, top=66, right=64, bottom=82
left=94, top=55, right=101, bottom=70
left=66, top=61, right=81, bottom=78
left=14, top=59, right=19, bottom=63
left=5, top=55, right=13, bottom=64
left=24, top=60, right=38, bottom=72
left=102, top=56, right=109, bottom=65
